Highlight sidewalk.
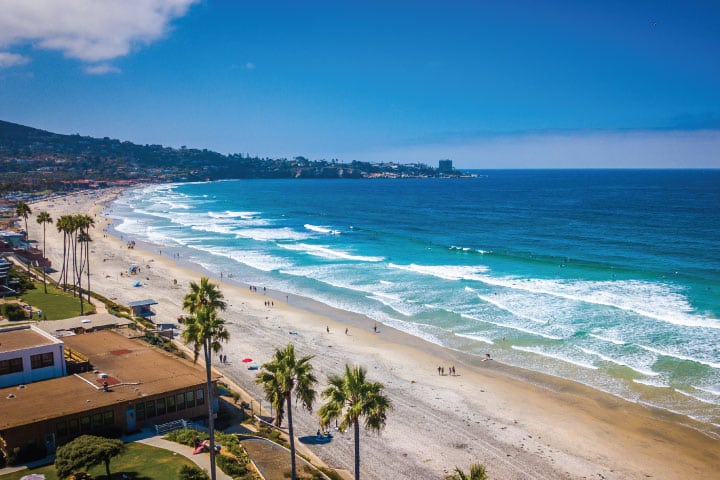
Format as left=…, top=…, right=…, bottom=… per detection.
left=136, top=436, right=233, bottom=480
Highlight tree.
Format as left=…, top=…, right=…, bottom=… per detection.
left=444, top=464, right=489, bottom=480
left=183, top=276, right=227, bottom=314
left=55, top=214, right=71, bottom=291
left=54, top=435, right=125, bottom=479
left=256, top=344, right=317, bottom=480
left=76, top=214, right=95, bottom=304
left=36, top=210, right=52, bottom=294
left=318, top=364, right=392, bottom=480
left=182, top=277, right=228, bottom=480
left=15, top=201, right=32, bottom=270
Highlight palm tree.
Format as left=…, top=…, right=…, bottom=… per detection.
left=76, top=214, right=95, bottom=304
left=15, top=201, right=32, bottom=271
left=183, top=276, right=227, bottom=315
left=36, top=211, right=52, bottom=294
left=318, top=364, right=392, bottom=480
left=444, top=464, right=488, bottom=480
left=55, top=215, right=72, bottom=291
left=256, top=344, right=317, bottom=480
left=182, top=278, right=228, bottom=480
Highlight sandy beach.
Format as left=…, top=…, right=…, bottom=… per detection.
left=26, top=188, right=720, bottom=480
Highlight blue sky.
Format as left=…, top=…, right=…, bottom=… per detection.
left=1, top=0, right=719, bottom=168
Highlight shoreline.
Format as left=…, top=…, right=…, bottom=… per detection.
left=27, top=187, right=720, bottom=480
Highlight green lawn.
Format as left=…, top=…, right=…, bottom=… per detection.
left=0, top=442, right=200, bottom=480
left=18, top=283, right=96, bottom=320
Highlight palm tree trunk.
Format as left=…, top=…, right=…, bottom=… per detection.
left=86, top=237, right=91, bottom=303
left=204, top=340, right=217, bottom=480
left=354, top=419, right=360, bottom=480
left=287, top=393, right=297, bottom=480
left=42, top=225, right=47, bottom=294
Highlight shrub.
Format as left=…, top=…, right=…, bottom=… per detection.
left=165, top=428, right=207, bottom=446
left=179, top=464, right=210, bottom=480
left=216, top=454, right=248, bottom=477
left=1, top=303, right=27, bottom=321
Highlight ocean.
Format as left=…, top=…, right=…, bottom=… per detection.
left=107, top=170, right=720, bottom=428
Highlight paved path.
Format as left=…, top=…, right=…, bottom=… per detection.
left=136, top=436, right=233, bottom=480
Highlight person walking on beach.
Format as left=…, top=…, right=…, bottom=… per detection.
left=345, top=328, right=349, bottom=335
left=326, top=326, right=330, bottom=333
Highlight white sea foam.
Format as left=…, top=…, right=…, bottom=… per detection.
left=635, top=344, right=720, bottom=369
left=633, top=377, right=670, bottom=388
left=576, top=347, right=659, bottom=377
left=674, top=389, right=720, bottom=405
left=234, top=228, right=310, bottom=242
left=280, top=243, right=384, bottom=262
left=588, top=333, right=626, bottom=346
left=389, top=263, right=490, bottom=281
left=454, top=332, right=495, bottom=345
left=461, top=313, right=563, bottom=340
left=478, top=294, right=547, bottom=324
left=694, top=386, right=720, bottom=396
left=209, top=210, right=260, bottom=219
left=198, top=246, right=293, bottom=272
left=511, top=345, right=599, bottom=370
left=304, top=224, right=341, bottom=235
left=367, top=293, right=422, bottom=317
left=472, top=276, right=720, bottom=330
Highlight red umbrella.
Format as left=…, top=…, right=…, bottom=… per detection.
left=242, top=358, right=253, bottom=363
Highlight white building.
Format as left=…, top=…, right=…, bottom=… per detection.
left=0, top=325, right=67, bottom=388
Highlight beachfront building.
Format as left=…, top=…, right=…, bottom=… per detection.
left=0, top=325, right=66, bottom=388
left=0, top=256, right=12, bottom=296
left=128, top=299, right=158, bottom=322
left=0, top=330, right=217, bottom=465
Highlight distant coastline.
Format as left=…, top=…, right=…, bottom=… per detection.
left=0, top=119, right=471, bottom=195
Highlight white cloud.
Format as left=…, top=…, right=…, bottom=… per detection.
left=0, top=51, right=30, bottom=68
left=83, top=64, right=121, bottom=75
left=0, top=0, right=198, bottom=62
left=245, top=62, right=255, bottom=70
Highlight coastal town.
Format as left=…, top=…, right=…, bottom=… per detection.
left=1, top=120, right=468, bottom=197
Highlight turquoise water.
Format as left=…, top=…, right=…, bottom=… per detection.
left=108, top=170, right=720, bottom=427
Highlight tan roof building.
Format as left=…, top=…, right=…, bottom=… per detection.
left=0, top=330, right=217, bottom=466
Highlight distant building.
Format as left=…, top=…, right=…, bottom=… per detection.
left=438, top=159, right=453, bottom=174
left=0, top=325, right=66, bottom=388
left=0, top=330, right=215, bottom=464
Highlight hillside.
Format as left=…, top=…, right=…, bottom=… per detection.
left=0, top=120, right=443, bottom=194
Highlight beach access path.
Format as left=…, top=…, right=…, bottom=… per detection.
left=135, top=436, right=233, bottom=480
left=25, top=189, right=720, bottom=480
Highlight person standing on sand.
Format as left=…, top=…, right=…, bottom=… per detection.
left=345, top=328, right=349, bottom=335
left=326, top=326, right=330, bottom=333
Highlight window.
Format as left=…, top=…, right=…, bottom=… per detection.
left=176, top=393, right=186, bottom=410
left=68, top=419, right=80, bottom=436
left=196, top=388, right=204, bottom=406
left=156, top=397, right=166, bottom=416
left=146, top=400, right=156, bottom=418
left=103, top=411, right=114, bottom=425
left=80, top=416, right=91, bottom=433
left=186, top=390, right=195, bottom=408
left=136, top=402, right=146, bottom=421
left=166, top=395, right=176, bottom=413
left=0, top=357, right=23, bottom=376
left=92, top=413, right=103, bottom=428
left=56, top=420, right=68, bottom=438
left=30, top=352, right=54, bottom=369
